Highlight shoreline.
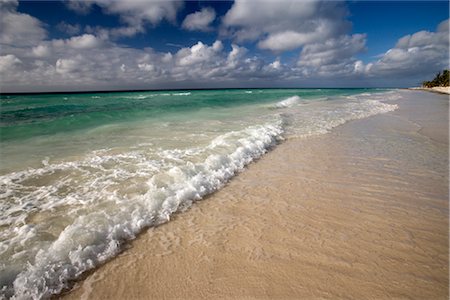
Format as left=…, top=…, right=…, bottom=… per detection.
left=408, top=86, right=450, bottom=95
left=65, top=90, right=448, bottom=299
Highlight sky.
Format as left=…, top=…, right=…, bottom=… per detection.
left=0, top=0, right=449, bottom=93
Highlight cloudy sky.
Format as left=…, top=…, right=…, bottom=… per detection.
left=0, top=0, right=448, bottom=92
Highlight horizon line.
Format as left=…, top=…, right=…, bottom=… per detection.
left=0, top=86, right=405, bottom=96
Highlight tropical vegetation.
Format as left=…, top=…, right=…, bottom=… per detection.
left=422, top=69, right=449, bottom=87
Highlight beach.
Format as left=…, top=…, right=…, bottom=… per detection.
left=64, top=90, right=448, bottom=299
left=1, top=1, right=448, bottom=298
left=409, top=86, right=450, bottom=95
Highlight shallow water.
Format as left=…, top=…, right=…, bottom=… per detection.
left=0, top=88, right=398, bottom=298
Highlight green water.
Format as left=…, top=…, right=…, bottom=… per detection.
left=0, top=88, right=375, bottom=141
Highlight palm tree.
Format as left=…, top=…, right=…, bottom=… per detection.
left=422, top=69, right=450, bottom=87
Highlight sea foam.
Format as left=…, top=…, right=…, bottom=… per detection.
left=274, top=96, right=301, bottom=108
left=1, top=120, right=284, bottom=299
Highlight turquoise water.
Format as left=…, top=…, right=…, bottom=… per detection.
left=0, top=88, right=399, bottom=298
left=1, top=89, right=376, bottom=173
left=1, top=89, right=372, bottom=141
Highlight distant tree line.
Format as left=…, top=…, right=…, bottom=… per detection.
left=422, top=70, right=449, bottom=88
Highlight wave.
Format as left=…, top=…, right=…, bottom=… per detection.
left=0, top=120, right=284, bottom=299
left=288, top=95, right=398, bottom=138
left=274, top=96, right=301, bottom=108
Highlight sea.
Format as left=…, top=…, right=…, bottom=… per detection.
left=0, top=88, right=399, bottom=298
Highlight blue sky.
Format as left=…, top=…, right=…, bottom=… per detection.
left=0, top=0, right=448, bottom=92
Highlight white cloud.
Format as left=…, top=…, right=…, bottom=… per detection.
left=212, top=40, right=223, bottom=52
left=395, top=21, right=449, bottom=49
left=353, top=60, right=365, bottom=74
left=162, top=53, right=173, bottom=63
left=56, top=58, right=79, bottom=74
left=270, top=59, right=281, bottom=70
left=182, top=7, right=216, bottom=32
left=32, top=45, right=51, bottom=58
left=227, top=44, right=247, bottom=68
left=0, top=0, right=47, bottom=47
left=67, top=34, right=102, bottom=49
left=222, top=0, right=350, bottom=52
left=258, top=26, right=336, bottom=52
left=298, top=34, right=367, bottom=76
left=365, top=19, right=449, bottom=77
left=100, top=0, right=182, bottom=25
left=0, top=54, right=21, bottom=72
left=138, top=63, right=155, bottom=72
left=66, top=0, right=183, bottom=38
left=1, top=35, right=288, bottom=92
left=175, top=41, right=223, bottom=66
left=437, top=19, right=449, bottom=33
left=0, top=2, right=280, bottom=92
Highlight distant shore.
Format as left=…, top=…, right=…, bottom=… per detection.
left=65, top=90, right=449, bottom=299
left=409, top=86, right=450, bottom=95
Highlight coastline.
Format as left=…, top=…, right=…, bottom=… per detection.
left=65, top=90, right=448, bottom=299
left=408, top=86, right=450, bottom=95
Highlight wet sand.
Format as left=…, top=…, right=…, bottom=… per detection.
left=66, top=90, right=448, bottom=299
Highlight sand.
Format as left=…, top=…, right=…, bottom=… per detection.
left=410, top=86, right=450, bottom=95
left=65, top=90, right=448, bottom=299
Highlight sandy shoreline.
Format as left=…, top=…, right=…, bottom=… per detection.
left=409, top=86, right=450, bottom=95
left=65, top=90, right=448, bottom=299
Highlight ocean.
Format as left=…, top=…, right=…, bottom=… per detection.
left=0, top=88, right=399, bottom=298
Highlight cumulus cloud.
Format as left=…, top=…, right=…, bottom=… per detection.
left=175, top=40, right=223, bottom=66
left=365, top=19, right=449, bottom=77
left=32, top=45, right=51, bottom=58
left=298, top=34, right=367, bottom=76
left=99, top=1, right=182, bottom=26
left=0, top=6, right=245, bottom=91
left=269, top=59, right=282, bottom=70
left=222, top=0, right=350, bottom=52
left=66, top=34, right=103, bottom=49
left=138, top=63, right=155, bottom=72
left=0, top=0, right=47, bottom=47
left=227, top=44, right=248, bottom=66
left=259, top=31, right=315, bottom=52
left=56, top=58, right=79, bottom=74
left=66, top=0, right=183, bottom=38
left=182, top=7, right=216, bottom=32
left=0, top=54, right=21, bottom=72
left=1, top=33, right=288, bottom=92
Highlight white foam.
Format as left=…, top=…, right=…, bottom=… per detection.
left=288, top=93, right=398, bottom=138
left=274, top=96, right=301, bottom=108
left=1, top=120, right=284, bottom=299
left=171, top=92, right=191, bottom=96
